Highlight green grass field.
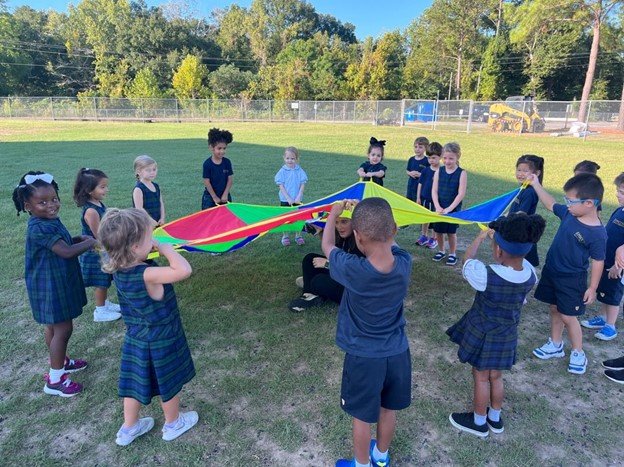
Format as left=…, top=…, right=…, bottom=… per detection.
left=1, top=119, right=623, bottom=466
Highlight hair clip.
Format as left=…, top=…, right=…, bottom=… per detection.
left=24, top=173, right=54, bottom=185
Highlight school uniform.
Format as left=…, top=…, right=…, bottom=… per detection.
left=202, top=157, right=233, bottom=209
left=114, top=262, right=195, bottom=405
left=509, top=186, right=540, bottom=266
left=406, top=156, right=429, bottom=201
left=534, top=204, right=607, bottom=316
left=133, top=181, right=161, bottom=222
left=597, top=207, right=624, bottom=306
left=79, top=202, right=112, bottom=288
left=25, top=217, right=87, bottom=324
left=359, top=161, right=387, bottom=186
left=275, top=164, right=308, bottom=204
left=329, top=245, right=412, bottom=423
left=447, top=259, right=537, bottom=370
left=433, top=166, right=464, bottom=234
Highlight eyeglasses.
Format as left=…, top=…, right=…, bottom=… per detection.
left=563, top=197, right=599, bottom=206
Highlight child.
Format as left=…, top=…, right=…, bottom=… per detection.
left=13, top=171, right=96, bottom=397
left=73, top=168, right=122, bottom=322
left=602, top=245, right=624, bottom=384
left=357, top=137, right=387, bottom=186
left=275, top=146, right=308, bottom=246
left=574, top=160, right=600, bottom=175
left=530, top=173, right=607, bottom=375
left=99, top=208, right=198, bottom=446
left=416, top=142, right=442, bottom=248
left=132, top=155, right=165, bottom=225
left=202, top=127, right=234, bottom=209
left=509, top=154, right=545, bottom=266
left=431, top=142, right=468, bottom=266
left=322, top=198, right=412, bottom=467
left=447, top=213, right=546, bottom=437
left=406, top=135, right=430, bottom=205
left=581, top=173, right=624, bottom=341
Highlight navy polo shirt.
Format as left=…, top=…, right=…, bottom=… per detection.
left=605, top=208, right=624, bottom=268
left=418, top=166, right=436, bottom=200
left=203, top=157, right=233, bottom=198
left=509, top=185, right=538, bottom=215
left=329, top=245, right=412, bottom=358
left=544, top=203, right=607, bottom=274
left=360, top=161, right=387, bottom=186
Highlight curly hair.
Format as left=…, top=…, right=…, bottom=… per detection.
left=12, top=171, right=60, bottom=215
left=488, top=212, right=546, bottom=245
left=207, top=128, right=233, bottom=146
left=99, top=208, right=153, bottom=273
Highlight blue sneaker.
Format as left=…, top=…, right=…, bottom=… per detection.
left=533, top=338, right=565, bottom=360
left=335, top=459, right=357, bottom=467
left=416, top=234, right=428, bottom=246
left=370, top=439, right=390, bottom=467
left=581, top=315, right=606, bottom=330
left=568, top=350, right=587, bottom=375
left=595, top=325, right=618, bottom=341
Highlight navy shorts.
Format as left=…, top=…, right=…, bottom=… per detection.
left=421, top=198, right=436, bottom=230
left=534, top=265, right=588, bottom=316
left=597, top=267, right=624, bottom=306
left=433, top=221, right=459, bottom=234
left=340, top=349, right=411, bottom=424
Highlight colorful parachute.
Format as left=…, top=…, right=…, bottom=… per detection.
left=153, top=181, right=523, bottom=254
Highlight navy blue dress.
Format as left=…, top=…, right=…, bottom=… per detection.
left=114, top=262, right=195, bottom=404
left=447, top=265, right=536, bottom=370
left=434, top=166, right=464, bottom=234
left=79, top=202, right=112, bottom=288
left=133, top=182, right=161, bottom=222
left=25, top=217, right=87, bottom=324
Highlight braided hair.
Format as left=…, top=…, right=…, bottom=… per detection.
left=12, top=171, right=60, bottom=216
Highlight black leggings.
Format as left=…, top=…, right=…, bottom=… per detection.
left=302, top=253, right=344, bottom=304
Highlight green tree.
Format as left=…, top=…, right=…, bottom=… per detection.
left=127, top=68, right=163, bottom=98
left=209, top=64, right=253, bottom=98
left=172, top=54, right=208, bottom=99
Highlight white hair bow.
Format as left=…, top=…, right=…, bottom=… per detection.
left=24, top=173, right=54, bottom=185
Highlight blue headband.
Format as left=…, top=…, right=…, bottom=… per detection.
left=494, top=232, right=533, bottom=256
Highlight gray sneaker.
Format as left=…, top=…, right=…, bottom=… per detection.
left=94, top=307, right=122, bottom=322
left=116, top=417, right=155, bottom=446
left=295, top=276, right=304, bottom=288
left=162, top=411, right=199, bottom=441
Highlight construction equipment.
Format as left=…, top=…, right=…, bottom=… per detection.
left=488, top=96, right=546, bottom=133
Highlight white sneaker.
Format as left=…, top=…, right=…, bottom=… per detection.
left=532, top=338, right=565, bottom=360
left=568, top=350, right=587, bottom=375
left=162, top=411, right=199, bottom=441
left=93, top=307, right=122, bottom=322
left=116, top=417, right=155, bottom=446
left=295, top=276, right=304, bottom=288
left=105, top=299, right=121, bottom=312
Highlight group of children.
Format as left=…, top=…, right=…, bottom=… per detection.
left=10, top=125, right=624, bottom=466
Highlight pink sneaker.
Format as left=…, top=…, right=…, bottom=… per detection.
left=281, top=236, right=291, bottom=246
left=43, top=373, right=83, bottom=397
left=64, top=356, right=88, bottom=373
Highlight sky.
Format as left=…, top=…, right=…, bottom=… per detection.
left=5, top=0, right=432, bottom=39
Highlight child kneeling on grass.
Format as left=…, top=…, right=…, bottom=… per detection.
left=447, top=213, right=546, bottom=437
left=99, top=208, right=198, bottom=446
left=322, top=198, right=412, bottom=467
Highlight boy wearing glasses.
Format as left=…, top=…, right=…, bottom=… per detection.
left=528, top=173, right=607, bottom=375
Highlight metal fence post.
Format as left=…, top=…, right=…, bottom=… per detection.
left=519, top=100, right=527, bottom=135
left=175, top=99, right=180, bottom=123
left=93, top=97, right=98, bottom=121
left=269, top=100, right=273, bottom=122
left=7, top=97, right=12, bottom=118
left=400, top=99, right=405, bottom=127
left=433, top=100, right=438, bottom=131
left=332, top=101, right=336, bottom=122
left=375, top=100, right=379, bottom=125
left=298, top=101, right=302, bottom=123
left=466, top=100, right=474, bottom=134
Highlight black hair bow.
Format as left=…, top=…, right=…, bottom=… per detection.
left=370, top=137, right=386, bottom=147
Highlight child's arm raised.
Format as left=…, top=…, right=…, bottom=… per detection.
left=143, top=242, right=192, bottom=285
left=443, top=170, right=467, bottom=214
left=52, top=236, right=96, bottom=259
left=322, top=201, right=353, bottom=257
left=463, top=228, right=490, bottom=263
left=527, top=174, right=555, bottom=212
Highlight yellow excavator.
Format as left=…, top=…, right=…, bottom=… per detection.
left=488, top=96, right=546, bottom=133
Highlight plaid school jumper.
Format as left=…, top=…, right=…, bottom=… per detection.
left=114, top=262, right=195, bottom=404
left=133, top=181, right=161, bottom=222
left=446, top=265, right=536, bottom=370
left=25, top=217, right=87, bottom=324
left=437, top=166, right=463, bottom=210
left=79, top=202, right=112, bottom=288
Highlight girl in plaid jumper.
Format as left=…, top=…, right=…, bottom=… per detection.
left=13, top=171, right=96, bottom=397
left=99, top=208, right=198, bottom=446
left=447, top=213, right=546, bottom=437
left=73, top=168, right=122, bottom=323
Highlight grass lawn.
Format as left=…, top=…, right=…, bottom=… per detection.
left=0, top=119, right=623, bottom=465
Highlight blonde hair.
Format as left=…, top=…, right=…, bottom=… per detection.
left=99, top=208, right=154, bottom=273
left=284, top=146, right=299, bottom=162
left=133, top=155, right=157, bottom=180
left=442, top=142, right=461, bottom=157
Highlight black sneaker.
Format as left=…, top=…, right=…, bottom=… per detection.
left=604, top=369, right=624, bottom=384
left=602, top=355, right=624, bottom=370
left=486, top=408, right=504, bottom=434
left=288, top=293, right=324, bottom=312
left=449, top=412, right=488, bottom=438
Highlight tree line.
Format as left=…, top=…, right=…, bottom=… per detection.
left=1, top=0, right=622, bottom=105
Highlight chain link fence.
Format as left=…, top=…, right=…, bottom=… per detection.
left=1, top=96, right=622, bottom=137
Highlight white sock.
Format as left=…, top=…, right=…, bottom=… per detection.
left=49, top=367, right=65, bottom=384
left=605, top=323, right=616, bottom=330
left=95, top=305, right=107, bottom=312
left=488, top=408, right=501, bottom=422
left=474, top=412, right=487, bottom=426
left=373, top=443, right=388, bottom=459
left=355, top=460, right=371, bottom=467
